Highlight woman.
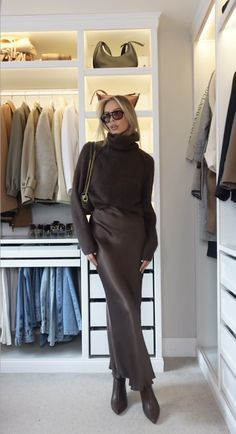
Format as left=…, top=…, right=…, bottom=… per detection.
left=71, top=95, right=160, bottom=424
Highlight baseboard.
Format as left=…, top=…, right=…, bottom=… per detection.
left=163, top=338, right=196, bottom=357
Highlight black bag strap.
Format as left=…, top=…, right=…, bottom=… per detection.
left=83, top=142, right=96, bottom=197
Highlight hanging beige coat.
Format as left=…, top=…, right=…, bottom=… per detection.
left=0, top=101, right=18, bottom=213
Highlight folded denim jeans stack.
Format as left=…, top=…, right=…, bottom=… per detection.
left=29, top=221, right=74, bottom=238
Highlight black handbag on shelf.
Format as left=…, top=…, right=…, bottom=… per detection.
left=81, top=142, right=97, bottom=214
left=93, top=41, right=144, bottom=68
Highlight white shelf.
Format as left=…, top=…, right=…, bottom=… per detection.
left=84, top=67, right=152, bottom=76
left=1, top=335, right=82, bottom=359
left=0, top=236, right=78, bottom=245
left=1, top=244, right=80, bottom=258
left=0, top=59, right=78, bottom=69
left=0, top=336, right=83, bottom=373
left=0, top=236, right=80, bottom=267
left=0, top=238, right=80, bottom=267
left=1, top=258, right=81, bottom=268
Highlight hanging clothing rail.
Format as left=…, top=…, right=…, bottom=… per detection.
left=1, top=89, right=79, bottom=96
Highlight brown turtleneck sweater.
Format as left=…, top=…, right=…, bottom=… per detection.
left=71, top=132, right=158, bottom=260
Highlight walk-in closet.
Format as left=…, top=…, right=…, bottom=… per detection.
left=0, top=1, right=235, bottom=433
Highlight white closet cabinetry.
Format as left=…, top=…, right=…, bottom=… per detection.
left=217, top=0, right=236, bottom=429
left=192, top=1, right=236, bottom=432
left=0, top=13, right=163, bottom=374
left=192, top=0, right=217, bottom=375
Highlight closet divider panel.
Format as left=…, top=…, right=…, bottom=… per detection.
left=216, top=0, right=236, bottom=426
left=192, top=1, right=218, bottom=376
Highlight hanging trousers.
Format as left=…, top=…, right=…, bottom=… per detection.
left=91, top=206, right=155, bottom=391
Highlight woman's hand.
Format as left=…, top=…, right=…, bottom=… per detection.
left=139, top=260, right=150, bottom=273
left=86, top=253, right=98, bottom=267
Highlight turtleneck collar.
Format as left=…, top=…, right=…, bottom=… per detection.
left=107, top=132, right=139, bottom=151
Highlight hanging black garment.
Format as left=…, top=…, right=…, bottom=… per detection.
left=215, top=72, right=236, bottom=201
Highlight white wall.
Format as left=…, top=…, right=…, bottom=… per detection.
left=158, top=30, right=196, bottom=343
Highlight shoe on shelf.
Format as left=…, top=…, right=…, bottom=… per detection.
left=111, top=377, right=128, bottom=415
left=140, top=385, right=160, bottom=424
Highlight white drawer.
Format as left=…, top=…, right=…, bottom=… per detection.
left=89, top=274, right=105, bottom=298
left=144, top=261, right=154, bottom=271
left=143, top=329, right=155, bottom=355
left=89, top=271, right=154, bottom=299
left=0, top=244, right=81, bottom=258
left=90, top=329, right=109, bottom=356
left=89, top=263, right=98, bottom=272
left=90, top=300, right=154, bottom=327
left=90, top=302, right=106, bottom=326
left=221, top=323, right=236, bottom=376
left=221, top=358, right=236, bottom=418
left=142, top=273, right=154, bottom=298
left=141, top=300, right=154, bottom=326
left=90, top=328, right=154, bottom=356
left=220, top=253, right=236, bottom=295
left=221, top=288, right=236, bottom=335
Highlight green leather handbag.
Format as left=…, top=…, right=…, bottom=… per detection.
left=93, top=41, right=144, bottom=68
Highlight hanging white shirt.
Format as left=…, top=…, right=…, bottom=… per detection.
left=61, top=101, right=80, bottom=195
left=53, top=103, right=70, bottom=203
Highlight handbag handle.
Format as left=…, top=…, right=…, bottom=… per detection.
left=98, top=41, right=112, bottom=56
left=90, top=89, right=108, bottom=105
left=90, top=89, right=139, bottom=106
left=120, top=41, right=144, bottom=54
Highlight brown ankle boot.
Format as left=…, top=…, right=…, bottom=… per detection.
left=140, top=385, right=160, bottom=424
left=111, top=377, right=128, bottom=415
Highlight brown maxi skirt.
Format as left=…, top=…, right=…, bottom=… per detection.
left=90, top=206, right=155, bottom=391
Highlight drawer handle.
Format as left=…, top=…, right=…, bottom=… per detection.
left=224, top=323, right=236, bottom=339
left=225, top=288, right=236, bottom=299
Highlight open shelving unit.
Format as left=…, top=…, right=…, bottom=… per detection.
left=0, top=12, right=164, bottom=374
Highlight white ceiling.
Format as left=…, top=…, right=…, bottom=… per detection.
left=1, top=0, right=200, bottom=30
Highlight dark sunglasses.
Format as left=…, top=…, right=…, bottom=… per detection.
left=101, top=109, right=124, bottom=124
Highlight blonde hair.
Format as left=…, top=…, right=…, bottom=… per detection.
left=96, top=95, right=140, bottom=143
